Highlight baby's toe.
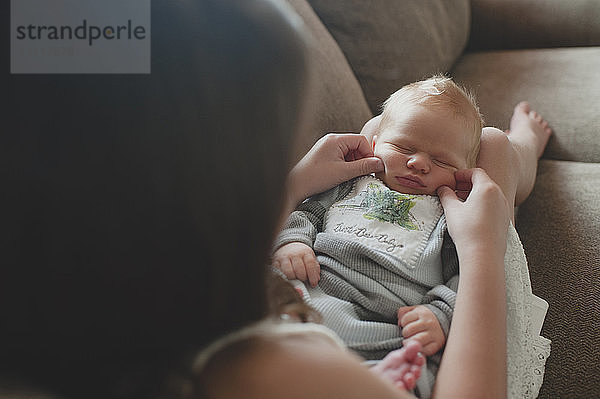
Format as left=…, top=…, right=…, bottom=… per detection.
left=516, top=101, right=531, bottom=113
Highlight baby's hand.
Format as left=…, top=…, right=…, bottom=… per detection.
left=272, top=242, right=320, bottom=287
left=397, top=305, right=446, bottom=356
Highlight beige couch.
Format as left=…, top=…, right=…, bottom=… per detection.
left=287, top=0, right=600, bottom=397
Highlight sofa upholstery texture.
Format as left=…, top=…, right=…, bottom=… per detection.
left=286, top=0, right=600, bottom=398
left=285, top=0, right=372, bottom=163
left=306, top=0, right=471, bottom=113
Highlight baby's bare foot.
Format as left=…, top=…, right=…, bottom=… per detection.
left=370, top=340, right=425, bottom=391
left=507, top=101, right=552, bottom=159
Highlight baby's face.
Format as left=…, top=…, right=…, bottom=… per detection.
left=373, top=105, right=472, bottom=195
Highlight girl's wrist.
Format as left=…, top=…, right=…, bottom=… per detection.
left=285, top=169, right=303, bottom=207
left=454, top=240, right=506, bottom=269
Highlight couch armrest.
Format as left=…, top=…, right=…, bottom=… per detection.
left=468, top=0, right=600, bottom=51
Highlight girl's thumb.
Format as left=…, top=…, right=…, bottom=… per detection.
left=348, top=157, right=384, bottom=178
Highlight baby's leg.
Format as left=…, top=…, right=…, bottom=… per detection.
left=477, top=102, right=552, bottom=221
left=370, top=340, right=425, bottom=391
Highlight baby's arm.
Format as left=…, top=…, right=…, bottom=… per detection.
left=273, top=181, right=353, bottom=287
left=398, top=236, right=460, bottom=356
left=272, top=198, right=327, bottom=287
left=273, top=242, right=320, bottom=287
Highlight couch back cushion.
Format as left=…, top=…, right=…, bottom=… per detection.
left=469, top=0, right=600, bottom=50
left=286, top=0, right=373, bottom=163
left=308, top=0, right=471, bottom=113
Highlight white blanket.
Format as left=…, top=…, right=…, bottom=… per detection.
left=505, top=223, right=551, bottom=399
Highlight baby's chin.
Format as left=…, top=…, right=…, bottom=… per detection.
left=393, top=185, right=438, bottom=196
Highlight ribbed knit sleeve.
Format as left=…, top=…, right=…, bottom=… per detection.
left=273, top=181, right=353, bottom=252
left=422, top=233, right=459, bottom=337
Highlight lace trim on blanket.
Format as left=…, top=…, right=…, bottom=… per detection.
left=505, top=225, right=552, bottom=399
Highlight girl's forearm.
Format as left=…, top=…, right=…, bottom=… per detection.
left=433, top=249, right=507, bottom=399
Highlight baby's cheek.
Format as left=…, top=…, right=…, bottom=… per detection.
left=447, top=173, right=457, bottom=189
left=374, top=170, right=387, bottom=183
left=437, top=170, right=457, bottom=190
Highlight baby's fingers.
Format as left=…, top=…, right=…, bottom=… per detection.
left=303, top=252, right=321, bottom=287
left=397, top=306, right=418, bottom=326
left=291, top=256, right=308, bottom=282
left=409, top=331, right=443, bottom=356
left=422, top=341, right=443, bottom=357
left=401, top=320, right=425, bottom=339
left=405, top=331, right=430, bottom=346
left=274, top=257, right=295, bottom=281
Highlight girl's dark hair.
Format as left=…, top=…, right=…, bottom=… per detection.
left=1, top=0, right=310, bottom=397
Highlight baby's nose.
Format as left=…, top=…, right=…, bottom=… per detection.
left=407, top=153, right=431, bottom=173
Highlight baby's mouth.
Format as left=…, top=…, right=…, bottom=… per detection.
left=395, top=175, right=425, bottom=188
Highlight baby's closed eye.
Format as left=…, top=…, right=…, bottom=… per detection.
left=432, top=158, right=457, bottom=169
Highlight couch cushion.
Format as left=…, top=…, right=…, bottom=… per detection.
left=307, top=0, right=470, bottom=113
left=469, top=0, right=600, bottom=50
left=517, top=159, right=600, bottom=399
left=452, top=47, right=600, bottom=163
left=286, top=0, right=372, bottom=163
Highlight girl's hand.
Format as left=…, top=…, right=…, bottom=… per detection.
left=287, top=133, right=384, bottom=206
left=437, top=168, right=510, bottom=262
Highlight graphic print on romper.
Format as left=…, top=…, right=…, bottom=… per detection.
left=361, top=183, right=419, bottom=230
left=323, top=176, right=443, bottom=269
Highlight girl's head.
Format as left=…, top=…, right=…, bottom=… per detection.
left=4, top=0, right=312, bottom=397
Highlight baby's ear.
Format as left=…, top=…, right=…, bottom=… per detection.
left=372, top=135, right=378, bottom=151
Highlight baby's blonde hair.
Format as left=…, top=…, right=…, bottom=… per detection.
left=380, top=75, right=484, bottom=167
